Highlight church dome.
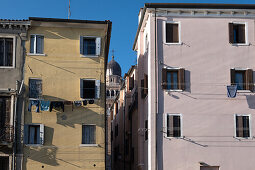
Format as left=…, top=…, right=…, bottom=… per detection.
left=107, top=56, right=121, bottom=77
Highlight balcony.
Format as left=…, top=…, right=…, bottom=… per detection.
left=0, top=125, right=14, bottom=144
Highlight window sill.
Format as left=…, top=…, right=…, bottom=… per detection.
left=165, top=136, right=183, bottom=139
left=27, top=53, right=46, bottom=56
left=231, top=43, right=250, bottom=46
left=0, top=66, right=15, bottom=69
left=80, top=55, right=99, bottom=58
left=234, top=136, right=253, bottom=140
left=164, top=42, right=182, bottom=45
left=237, top=90, right=252, bottom=93
left=25, top=144, right=43, bottom=147
left=165, top=89, right=183, bottom=92
left=79, top=144, right=98, bottom=147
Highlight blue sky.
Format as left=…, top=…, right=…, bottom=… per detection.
left=1, top=0, right=254, bottom=75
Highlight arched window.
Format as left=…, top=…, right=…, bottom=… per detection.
left=111, top=90, right=114, bottom=97
left=107, top=90, right=110, bottom=96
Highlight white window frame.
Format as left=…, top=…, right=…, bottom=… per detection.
left=80, top=124, right=98, bottom=147
left=28, top=34, right=45, bottom=56
left=230, top=22, right=249, bottom=46
left=234, top=114, right=252, bottom=139
left=25, top=123, right=44, bottom=146
left=0, top=35, right=16, bottom=68
left=80, top=36, right=101, bottom=58
left=80, top=78, right=100, bottom=100
left=163, top=21, right=182, bottom=45
left=163, top=66, right=184, bottom=92
left=165, top=113, right=183, bottom=139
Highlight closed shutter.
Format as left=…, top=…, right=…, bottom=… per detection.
left=178, top=69, right=185, bottom=90
left=39, top=124, right=44, bottom=145
left=173, top=116, right=181, bottom=137
left=230, top=69, right=235, bottom=85
left=172, top=24, right=179, bottom=43
left=80, top=79, right=84, bottom=98
left=96, top=37, right=101, bottom=56
left=238, top=24, right=245, bottom=44
left=95, top=80, right=100, bottom=99
left=243, top=116, right=250, bottom=137
left=129, top=76, right=134, bottom=90
left=29, top=126, right=35, bottom=144
left=80, top=36, right=84, bottom=54
left=229, top=23, right=234, bottom=43
left=24, top=124, right=28, bottom=144
left=245, top=69, right=253, bottom=91
left=144, top=74, right=148, bottom=95
left=5, top=98, right=11, bottom=126
left=162, top=68, right=167, bottom=89
left=236, top=116, right=243, bottom=137
left=141, top=79, right=145, bottom=98
left=167, top=115, right=174, bottom=137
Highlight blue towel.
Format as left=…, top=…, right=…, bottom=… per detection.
left=227, top=85, right=237, bottom=98
left=40, top=101, right=50, bottom=111
left=28, top=100, right=40, bottom=112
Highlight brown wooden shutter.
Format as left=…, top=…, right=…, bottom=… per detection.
left=236, top=116, right=243, bottom=137
left=173, top=24, right=179, bottom=43
left=168, top=115, right=174, bottom=137
left=245, top=69, right=253, bottom=91
left=129, top=76, right=134, bottom=90
left=162, top=68, right=167, bottom=89
left=229, top=23, right=234, bottom=43
left=178, top=68, right=185, bottom=90
left=144, top=74, right=148, bottom=96
left=230, top=69, right=235, bottom=85
left=141, top=79, right=145, bottom=98
left=5, top=98, right=11, bottom=126
left=238, top=24, right=245, bottom=43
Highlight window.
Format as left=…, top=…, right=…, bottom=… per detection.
left=165, top=22, right=180, bottom=44
left=80, top=79, right=100, bottom=99
left=29, top=78, right=42, bottom=99
left=145, top=120, right=148, bottom=141
left=111, top=90, right=114, bottom=97
left=115, top=124, right=118, bottom=137
left=129, top=76, right=134, bottom=91
left=82, top=125, right=96, bottom=144
left=0, top=37, right=14, bottom=67
left=229, top=23, right=246, bottom=44
left=30, top=35, right=44, bottom=54
left=0, top=97, right=11, bottom=128
left=235, top=115, right=250, bottom=138
left=0, top=156, right=9, bottom=170
left=141, top=74, right=148, bottom=99
left=24, top=124, right=44, bottom=145
left=231, top=68, right=253, bottom=91
left=115, top=102, right=118, bottom=115
left=166, top=114, right=181, bottom=137
left=162, top=68, right=185, bottom=90
left=80, top=36, right=101, bottom=56
left=106, top=90, right=110, bottom=97
left=200, top=166, right=219, bottom=170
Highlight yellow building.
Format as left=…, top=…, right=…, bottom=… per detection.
left=22, top=17, right=111, bottom=170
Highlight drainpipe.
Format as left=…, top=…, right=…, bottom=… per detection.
left=154, top=8, right=158, bottom=170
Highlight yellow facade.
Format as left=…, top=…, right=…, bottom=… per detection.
left=23, top=19, right=111, bottom=170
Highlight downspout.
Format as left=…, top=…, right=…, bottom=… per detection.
left=154, top=8, right=158, bottom=170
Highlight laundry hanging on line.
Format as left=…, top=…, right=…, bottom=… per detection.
left=227, top=85, right=237, bottom=98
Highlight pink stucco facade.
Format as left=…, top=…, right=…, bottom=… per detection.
left=134, top=4, right=255, bottom=170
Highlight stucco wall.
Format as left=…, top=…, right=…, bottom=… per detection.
left=154, top=16, right=255, bottom=170
left=23, top=24, right=106, bottom=170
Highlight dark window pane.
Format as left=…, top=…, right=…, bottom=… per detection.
left=30, top=35, right=35, bottom=53
left=233, top=24, right=245, bottom=44
left=0, top=38, right=13, bottom=67
left=29, top=79, right=42, bottom=99
left=83, top=38, right=96, bottom=55
left=0, top=39, right=4, bottom=66
left=235, top=72, right=244, bottom=90
left=167, top=71, right=178, bottom=90
left=166, top=23, right=179, bottom=43
left=83, top=80, right=95, bottom=99
left=167, top=115, right=181, bottom=137
left=82, top=125, right=96, bottom=144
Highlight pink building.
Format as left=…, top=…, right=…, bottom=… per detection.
left=133, top=3, right=255, bottom=170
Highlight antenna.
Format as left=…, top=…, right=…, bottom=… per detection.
left=68, top=0, right=71, bottom=19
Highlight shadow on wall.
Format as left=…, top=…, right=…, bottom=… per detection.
left=245, top=94, right=255, bottom=109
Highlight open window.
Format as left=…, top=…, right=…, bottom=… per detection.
left=229, top=23, right=247, bottom=44
left=82, top=125, right=96, bottom=144
left=80, top=36, right=101, bottom=56
left=162, top=68, right=185, bottom=90
left=80, top=79, right=100, bottom=99
left=230, top=68, right=253, bottom=91
left=24, top=124, right=44, bottom=145
left=0, top=37, right=15, bottom=67
left=235, top=114, right=250, bottom=138
left=30, top=35, right=44, bottom=54
left=166, top=114, right=182, bottom=138
left=165, top=21, right=180, bottom=44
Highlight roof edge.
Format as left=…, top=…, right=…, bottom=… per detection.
left=29, top=17, right=111, bottom=24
